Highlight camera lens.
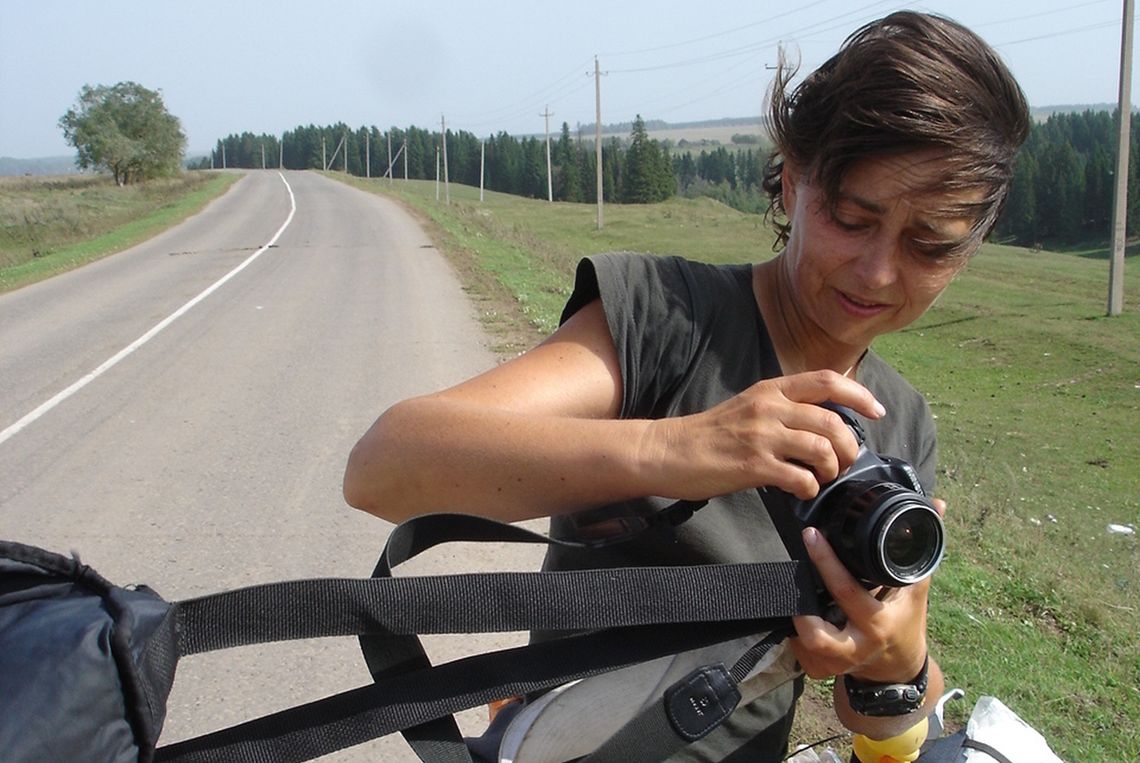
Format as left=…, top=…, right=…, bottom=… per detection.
left=877, top=501, right=944, bottom=585
left=817, top=481, right=945, bottom=587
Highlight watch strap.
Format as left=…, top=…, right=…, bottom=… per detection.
left=844, top=655, right=929, bottom=717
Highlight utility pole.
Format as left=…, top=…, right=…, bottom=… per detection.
left=436, top=146, right=440, bottom=201
left=541, top=105, right=554, bottom=202
left=404, top=138, right=408, bottom=181
left=480, top=139, right=486, bottom=203
left=386, top=141, right=405, bottom=181
left=222, top=143, right=226, bottom=170
left=322, top=138, right=326, bottom=172
left=594, top=56, right=604, bottom=230
left=279, top=137, right=283, bottom=170
left=261, top=143, right=266, bottom=170
left=324, top=134, right=346, bottom=172
left=1108, top=0, right=1134, bottom=316
left=441, top=114, right=451, bottom=205
left=366, top=131, right=371, bottom=179
left=387, top=131, right=393, bottom=187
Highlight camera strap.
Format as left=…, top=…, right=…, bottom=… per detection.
left=760, top=486, right=827, bottom=592
left=154, top=510, right=822, bottom=763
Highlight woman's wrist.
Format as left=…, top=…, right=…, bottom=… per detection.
left=834, top=657, right=944, bottom=738
left=843, top=655, right=929, bottom=717
left=849, top=649, right=929, bottom=686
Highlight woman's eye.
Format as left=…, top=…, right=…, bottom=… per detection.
left=911, top=241, right=961, bottom=261
left=833, top=216, right=868, bottom=232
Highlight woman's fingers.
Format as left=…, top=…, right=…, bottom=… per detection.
left=789, top=527, right=930, bottom=680
left=642, top=370, right=885, bottom=501
left=773, top=370, right=887, bottom=422
left=733, top=372, right=880, bottom=494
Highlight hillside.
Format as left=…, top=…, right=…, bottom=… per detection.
left=0, top=156, right=79, bottom=176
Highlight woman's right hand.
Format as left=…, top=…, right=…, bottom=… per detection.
left=640, top=370, right=886, bottom=501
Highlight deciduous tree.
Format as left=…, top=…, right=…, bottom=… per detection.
left=59, top=82, right=186, bottom=185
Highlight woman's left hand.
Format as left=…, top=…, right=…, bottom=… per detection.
left=787, top=525, right=930, bottom=683
left=788, top=497, right=946, bottom=681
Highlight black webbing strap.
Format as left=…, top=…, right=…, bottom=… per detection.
left=912, top=729, right=1017, bottom=763
left=362, top=510, right=718, bottom=763
left=173, top=561, right=817, bottom=655
left=158, top=510, right=821, bottom=763
left=962, top=738, right=1016, bottom=763
left=156, top=619, right=779, bottom=763
left=363, top=512, right=565, bottom=763
left=364, top=511, right=812, bottom=763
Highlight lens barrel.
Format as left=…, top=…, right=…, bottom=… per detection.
left=820, top=481, right=945, bottom=587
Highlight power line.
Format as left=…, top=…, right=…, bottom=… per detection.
left=604, top=2, right=907, bottom=121
left=442, top=1, right=1128, bottom=143
left=968, top=0, right=1114, bottom=30
left=605, top=0, right=836, bottom=57
left=449, top=59, right=593, bottom=129
left=995, top=19, right=1120, bottom=47
left=606, top=0, right=899, bottom=73
left=454, top=78, right=593, bottom=132
left=603, top=2, right=1127, bottom=128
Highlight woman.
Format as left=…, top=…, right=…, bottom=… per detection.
left=344, top=11, right=1029, bottom=761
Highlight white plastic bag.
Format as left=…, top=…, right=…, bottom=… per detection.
left=964, top=696, right=1064, bottom=763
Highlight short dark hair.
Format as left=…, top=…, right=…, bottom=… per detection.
left=762, top=11, right=1030, bottom=250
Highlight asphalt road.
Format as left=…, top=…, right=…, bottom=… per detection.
left=0, top=170, right=545, bottom=760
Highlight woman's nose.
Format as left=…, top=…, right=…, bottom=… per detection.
left=851, top=235, right=899, bottom=289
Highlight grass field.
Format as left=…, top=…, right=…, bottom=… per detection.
left=338, top=175, right=1139, bottom=761
left=3, top=169, right=1135, bottom=759
left=0, top=171, right=240, bottom=293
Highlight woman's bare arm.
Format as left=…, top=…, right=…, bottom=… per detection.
left=344, top=299, right=890, bottom=523
left=343, top=300, right=646, bottom=522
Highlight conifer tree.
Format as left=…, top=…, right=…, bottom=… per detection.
left=621, top=115, right=673, bottom=203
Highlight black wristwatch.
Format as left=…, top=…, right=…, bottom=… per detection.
left=843, top=656, right=929, bottom=717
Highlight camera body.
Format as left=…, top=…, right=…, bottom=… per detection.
left=766, top=405, right=945, bottom=588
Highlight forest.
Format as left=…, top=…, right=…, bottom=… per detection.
left=202, top=109, right=1140, bottom=249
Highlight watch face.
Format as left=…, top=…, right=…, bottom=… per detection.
left=845, top=656, right=929, bottom=716
left=846, top=677, right=926, bottom=716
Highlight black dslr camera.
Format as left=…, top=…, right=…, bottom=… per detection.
left=764, top=404, right=945, bottom=588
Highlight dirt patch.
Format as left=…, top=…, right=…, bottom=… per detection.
left=789, top=679, right=853, bottom=758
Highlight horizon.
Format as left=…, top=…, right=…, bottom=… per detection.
left=2, top=103, right=1130, bottom=169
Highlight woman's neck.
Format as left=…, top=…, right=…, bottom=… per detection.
left=753, top=256, right=867, bottom=378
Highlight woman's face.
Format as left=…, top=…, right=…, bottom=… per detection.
left=780, top=151, right=983, bottom=351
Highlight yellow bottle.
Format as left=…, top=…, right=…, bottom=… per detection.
left=851, top=716, right=928, bottom=763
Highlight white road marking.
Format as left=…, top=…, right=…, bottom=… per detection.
left=0, top=172, right=297, bottom=447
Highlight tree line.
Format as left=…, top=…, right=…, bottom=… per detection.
left=205, top=109, right=1140, bottom=249
left=994, top=109, right=1140, bottom=246
left=203, top=116, right=729, bottom=206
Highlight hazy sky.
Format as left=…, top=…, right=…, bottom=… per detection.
left=1, top=0, right=1135, bottom=158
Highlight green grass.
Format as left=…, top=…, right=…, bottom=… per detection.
left=0, top=171, right=241, bottom=293
left=340, top=176, right=1139, bottom=761
left=335, top=175, right=778, bottom=334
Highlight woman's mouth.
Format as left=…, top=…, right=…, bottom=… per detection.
left=837, top=289, right=888, bottom=317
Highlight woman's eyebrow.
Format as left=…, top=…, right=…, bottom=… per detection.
left=838, top=191, right=887, bottom=215
left=843, top=191, right=976, bottom=235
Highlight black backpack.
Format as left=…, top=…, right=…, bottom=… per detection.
left=1, top=541, right=176, bottom=762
